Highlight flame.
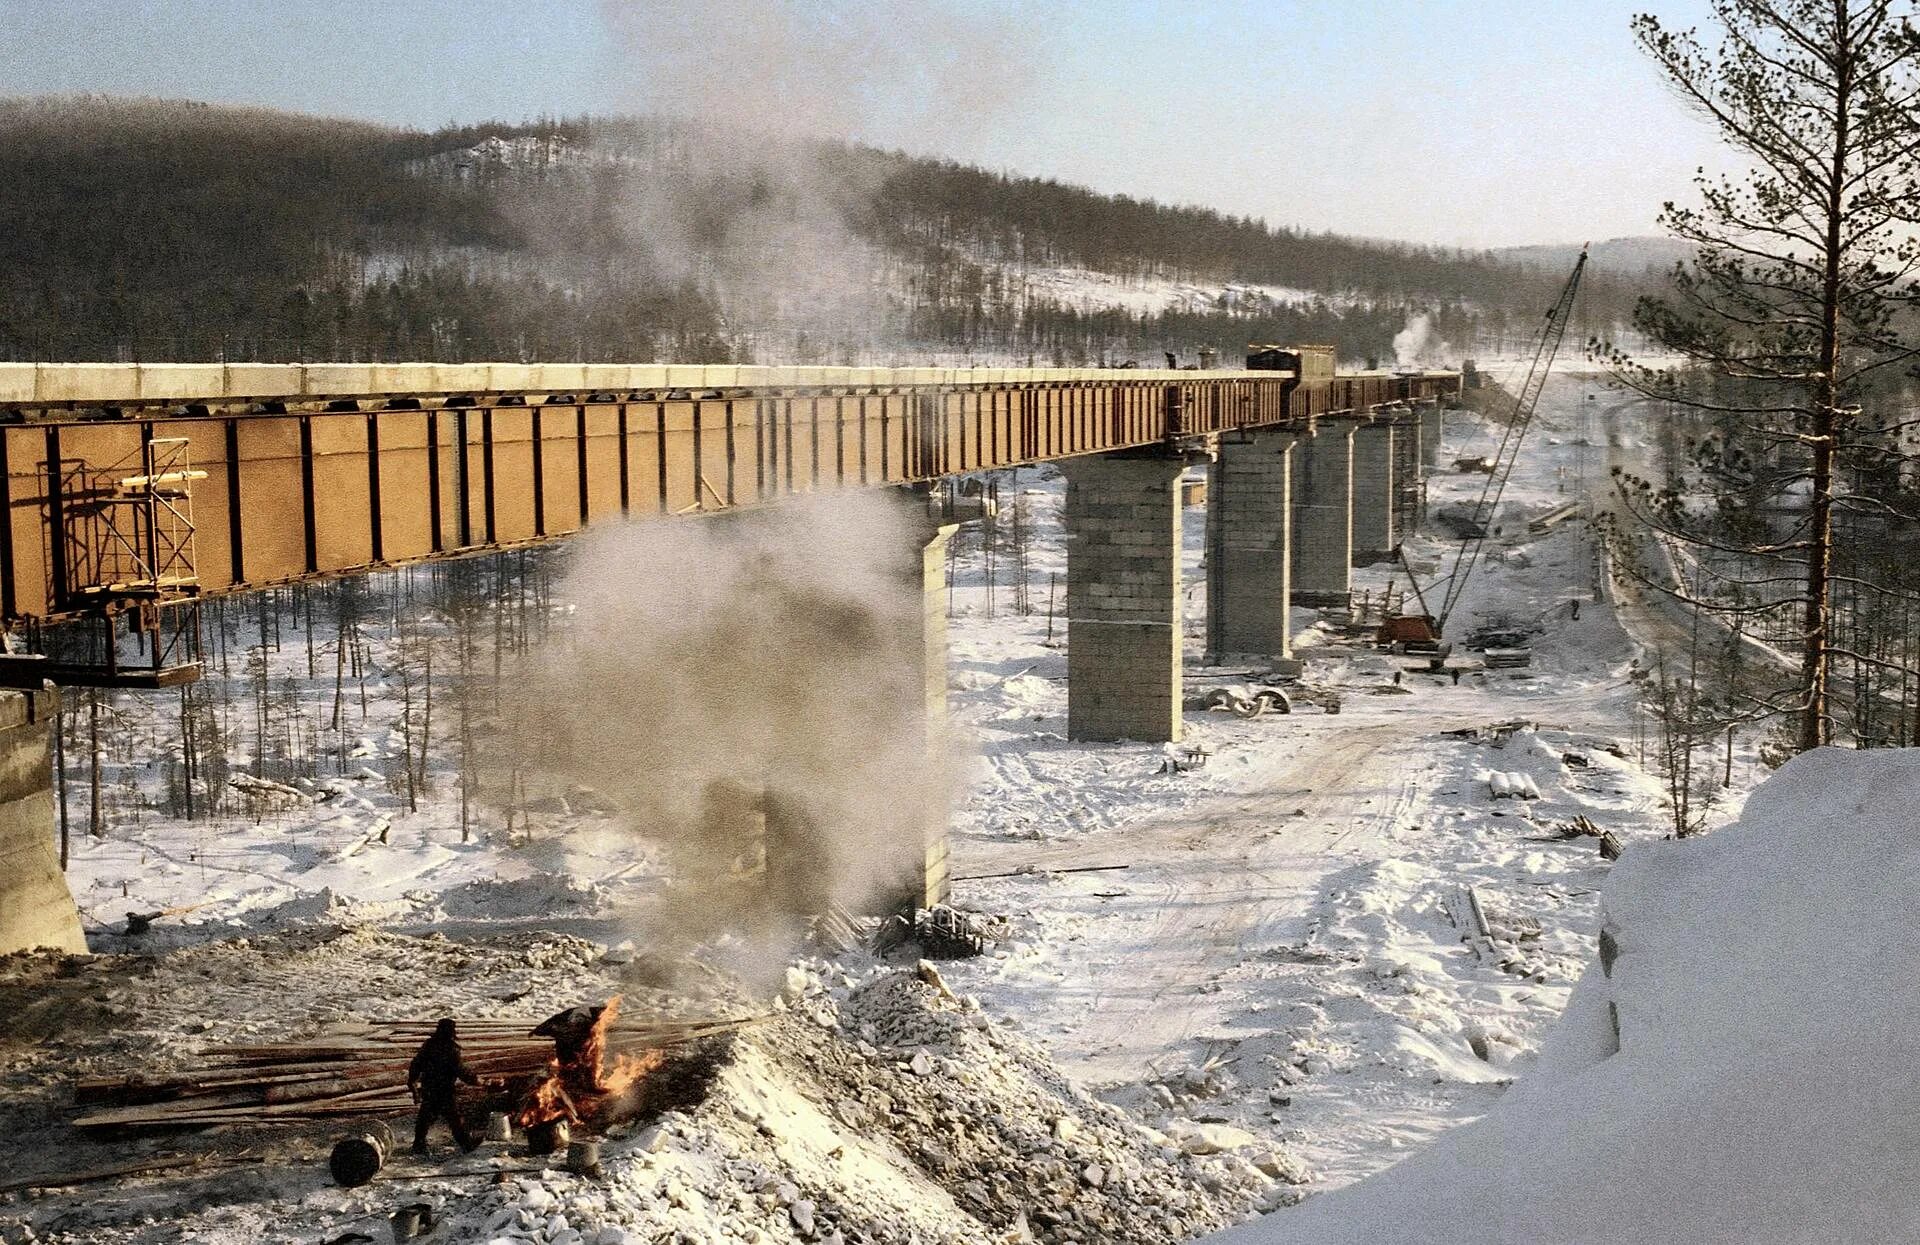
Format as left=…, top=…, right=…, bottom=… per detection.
left=578, top=995, right=619, bottom=1091
left=513, top=995, right=664, bottom=1131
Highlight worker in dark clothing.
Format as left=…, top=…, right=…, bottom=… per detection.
left=408, top=1017, right=483, bottom=1154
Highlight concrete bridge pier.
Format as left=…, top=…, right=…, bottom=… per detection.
left=1291, top=417, right=1357, bottom=607
left=1351, top=420, right=1398, bottom=565
left=888, top=513, right=958, bottom=909
left=1418, top=402, right=1441, bottom=468
left=0, top=687, right=85, bottom=957
left=1062, top=451, right=1188, bottom=743
left=763, top=511, right=958, bottom=914
left=1392, top=409, right=1426, bottom=538
left=1206, top=426, right=1298, bottom=664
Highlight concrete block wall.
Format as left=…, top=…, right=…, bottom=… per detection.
left=1291, top=422, right=1356, bottom=606
left=0, top=687, right=86, bottom=956
left=1351, top=423, right=1398, bottom=564
left=1207, top=428, right=1297, bottom=662
left=1063, top=454, right=1186, bottom=743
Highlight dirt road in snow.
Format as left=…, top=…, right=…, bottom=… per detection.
left=949, top=376, right=1660, bottom=1094
left=954, top=718, right=1452, bottom=1087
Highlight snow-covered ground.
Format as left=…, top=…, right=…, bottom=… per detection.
left=0, top=372, right=1761, bottom=1243
left=1208, top=743, right=1920, bottom=1244
left=932, top=374, right=1696, bottom=1194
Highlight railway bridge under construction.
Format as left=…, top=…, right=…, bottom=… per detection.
left=0, top=347, right=1458, bottom=955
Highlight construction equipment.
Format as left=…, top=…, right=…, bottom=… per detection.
left=1377, top=248, right=1589, bottom=649
left=1376, top=547, right=1446, bottom=653
left=0, top=436, right=206, bottom=688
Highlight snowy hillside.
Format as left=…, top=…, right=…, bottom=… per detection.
left=0, top=101, right=1649, bottom=367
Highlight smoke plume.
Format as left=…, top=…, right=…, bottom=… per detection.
left=1392, top=311, right=1451, bottom=368
left=506, top=494, right=943, bottom=963
left=592, top=0, right=1039, bottom=357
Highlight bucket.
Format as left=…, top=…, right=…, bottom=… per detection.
left=485, top=1111, right=512, bottom=1143
left=526, top=1117, right=572, bottom=1156
left=567, top=1139, right=602, bottom=1174
left=390, top=1201, right=435, bottom=1241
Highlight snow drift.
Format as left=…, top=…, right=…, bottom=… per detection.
left=1206, top=746, right=1920, bottom=1244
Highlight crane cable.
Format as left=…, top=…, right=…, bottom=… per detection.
left=1435, top=247, right=1589, bottom=630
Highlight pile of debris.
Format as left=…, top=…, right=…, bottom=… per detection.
left=2, top=930, right=1284, bottom=1244
left=1551, top=814, right=1625, bottom=861
left=438, top=967, right=1280, bottom=1244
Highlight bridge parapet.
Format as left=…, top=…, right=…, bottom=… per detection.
left=0, top=362, right=1326, bottom=409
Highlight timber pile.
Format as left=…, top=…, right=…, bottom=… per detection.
left=72, top=1013, right=763, bottom=1132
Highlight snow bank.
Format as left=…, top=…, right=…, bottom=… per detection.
left=1205, top=747, right=1920, bottom=1244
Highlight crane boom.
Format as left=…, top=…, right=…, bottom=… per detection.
left=1434, top=247, right=1588, bottom=630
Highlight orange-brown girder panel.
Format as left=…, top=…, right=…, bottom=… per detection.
left=0, top=372, right=1461, bottom=624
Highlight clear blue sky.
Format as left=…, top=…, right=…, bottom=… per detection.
left=0, top=0, right=1723, bottom=249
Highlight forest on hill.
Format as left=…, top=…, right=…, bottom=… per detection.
left=0, top=98, right=1648, bottom=367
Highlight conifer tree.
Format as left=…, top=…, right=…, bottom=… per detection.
left=1607, top=0, right=1920, bottom=752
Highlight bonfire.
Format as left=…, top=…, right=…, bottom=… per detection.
left=515, top=996, right=666, bottom=1134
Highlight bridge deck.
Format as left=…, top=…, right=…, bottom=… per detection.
left=0, top=363, right=1458, bottom=625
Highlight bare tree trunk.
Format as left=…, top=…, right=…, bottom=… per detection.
left=88, top=689, right=102, bottom=839
left=54, top=690, right=69, bottom=869
left=179, top=683, right=195, bottom=822
left=417, top=648, right=432, bottom=792
left=1802, top=5, right=1852, bottom=753
left=398, top=657, right=417, bottom=815
left=459, top=639, right=473, bottom=845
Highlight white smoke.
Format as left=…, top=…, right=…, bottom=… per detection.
left=1392, top=312, right=1451, bottom=368
left=503, top=493, right=945, bottom=967
left=592, top=0, right=1040, bottom=357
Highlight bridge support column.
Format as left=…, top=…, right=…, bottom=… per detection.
left=1351, top=421, right=1398, bottom=564
left=763, top=513, right=956, bottom=914
left=1291, top=420, right=1355, bottom=607
left=1063, top=452, right=1186, bottom=743
left=1419, top=403, right=1441, bottom=468
left=1206, top=427, right=1297, bottom=663
left=896, top=515, right=957, bottom=909
left=0, top=687, right=85, bottom=957
left=1393, top=412, right=1425, bottom=537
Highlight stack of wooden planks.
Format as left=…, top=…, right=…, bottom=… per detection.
left=73, top=1013, right=761, bottom=1132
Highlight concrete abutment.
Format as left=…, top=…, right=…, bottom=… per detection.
left=757, top=512, right=956, bottom=915
left=1391, top=409, right=1426, bottom=539
left=0, top=687, right=85, bottom=957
